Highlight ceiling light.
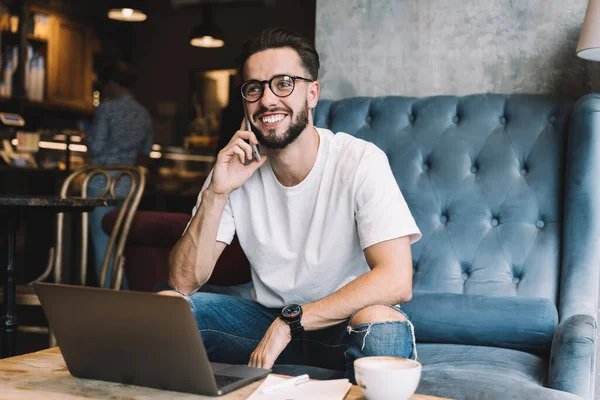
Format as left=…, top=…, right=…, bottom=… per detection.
left=190, top=34, right=224, bottom=48
left=190, top=5, right=224, bottom=48
left=108, top=8, right=147, bottom=22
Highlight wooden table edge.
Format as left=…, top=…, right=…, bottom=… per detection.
left=0, top=347, right=450, bottom=399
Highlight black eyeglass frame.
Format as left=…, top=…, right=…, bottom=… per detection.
left=240, top=74, right=314, bottom=103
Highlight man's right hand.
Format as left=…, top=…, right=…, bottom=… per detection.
left=209, top=120, right=267, bottom=196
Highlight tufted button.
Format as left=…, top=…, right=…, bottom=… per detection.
left=422, top=162, right=429, bottom=172
left=470, top=165, right=478, bottom=174
left=408, top=113, right=415, bottom=123
left=500, top=116, right=507, bottom=125
left=440, top=214, right=448, bottom=224
left=491, top=218, right=499, bottom=227
left=549, top=115, right=556, bottom=124
left=520, top=166, right=528, bottom=176
left=452, top=115, right=459, bottom=124
left=366, top=115, right=372, bottom=124
left=536, top=220, right=545, bottom=229
left=512, top=277, right=521, bottom=284
left=461, top=272, right=469, bottom=280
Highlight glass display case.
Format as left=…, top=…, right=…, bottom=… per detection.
left=152, top=144, right=215, bottom=196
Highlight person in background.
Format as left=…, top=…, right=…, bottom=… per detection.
left=87, top=61, right=153, bottom=288
left=217, top=69, right=244, bottom=153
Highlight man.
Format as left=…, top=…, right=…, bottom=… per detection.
left=88, top=61, right=153, bottom=288
left=163, top=27, right=421, bottom=383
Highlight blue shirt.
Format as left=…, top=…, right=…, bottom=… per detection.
left=89, top=93, right=153, bottom=165
left=87, top=93, right=153, bottom=196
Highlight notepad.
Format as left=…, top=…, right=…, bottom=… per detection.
left=247, top=375, right=352, bottom=400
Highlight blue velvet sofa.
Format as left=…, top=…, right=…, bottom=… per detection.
left=118, top=93, right=598, bottom=399
left=308, top=94, right=598, bottom=400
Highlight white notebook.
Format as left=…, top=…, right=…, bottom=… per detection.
left=247, top=375, right=352, bottom=400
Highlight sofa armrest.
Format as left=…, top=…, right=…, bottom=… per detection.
left=548, top=314, right=597, bottom=399
left=561, top=94, right=600, bottom=321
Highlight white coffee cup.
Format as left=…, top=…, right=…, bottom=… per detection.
left=354, top=356, right=422, bottom=400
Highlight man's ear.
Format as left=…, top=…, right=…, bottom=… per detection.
left=307, top=80, right=320, bottom=109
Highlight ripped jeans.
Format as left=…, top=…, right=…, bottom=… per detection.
left=184, top=290, right=416, bottom=384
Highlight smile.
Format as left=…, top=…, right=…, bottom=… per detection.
left=260, top=114, right=286, bottom=125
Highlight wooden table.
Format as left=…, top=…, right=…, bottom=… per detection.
left=0, top=348, right=449, bottom=399
left=0, top=196, right=119, bottom=358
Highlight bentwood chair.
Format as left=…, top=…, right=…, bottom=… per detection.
left=2, top=165, right=146, bottom=347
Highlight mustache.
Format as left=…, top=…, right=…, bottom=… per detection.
left=253, top=107, right=291, bottom=120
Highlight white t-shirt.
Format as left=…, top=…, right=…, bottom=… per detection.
left=189, top=128, right=421, bottom=308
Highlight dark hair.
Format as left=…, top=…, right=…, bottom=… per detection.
left=97, top=61, right=138, bottom=89
left=239, top=27, right=319, bottom=80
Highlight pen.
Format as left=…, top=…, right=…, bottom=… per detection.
left=261, top=374, right=310, bottom=394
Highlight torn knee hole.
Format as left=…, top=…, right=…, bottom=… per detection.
left=347, top=323, right=373, bottom=351
left=350, top=305, right=407, bottom=327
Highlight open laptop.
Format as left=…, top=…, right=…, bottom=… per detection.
left=34, top=282, right=271, bottom=396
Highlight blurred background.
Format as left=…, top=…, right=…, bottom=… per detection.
left=0, top=0, right=315, bottom=355
left=0, top=0, right=316, bottom=210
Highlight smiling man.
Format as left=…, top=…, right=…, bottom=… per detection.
left=164, top=27, right=421, bottom=383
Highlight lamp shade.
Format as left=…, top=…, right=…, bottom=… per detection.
left=190, top=5, right=224, bottom=48
left=108, top=2, right=147, bottom=22
left=577, top=0, right=600, bottom=60
left=190, top=26, right=225, bottom=48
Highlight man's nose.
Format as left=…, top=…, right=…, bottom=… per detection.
left=259, top=83, right=279, bottom=108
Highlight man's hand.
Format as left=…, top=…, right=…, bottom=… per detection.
left=210, top=119, right=267, bottom=196
left=249, top=317, right=291, bottom=369
left=156, top=290, right=187, bottom=298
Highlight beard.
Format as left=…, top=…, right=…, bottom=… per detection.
left=251, top=101, right=309, bottom=149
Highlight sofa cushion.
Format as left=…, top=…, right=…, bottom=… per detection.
left=402, top=292, right=558, bottom=354
left=415, top=343, right=581, bottom=400
left=273, top=344, right=579, bottom=400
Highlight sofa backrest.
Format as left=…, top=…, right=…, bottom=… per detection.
left=102, top=210, right=251, bottom=291
left=314, top=94, right=575, bottom=304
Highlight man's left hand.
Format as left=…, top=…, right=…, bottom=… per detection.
left=249, top=317, right=291, bottom=369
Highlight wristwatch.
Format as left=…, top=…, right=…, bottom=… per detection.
left=280, top=304, right=308, bottom=356
left=280, top=304, right=305, bottom=338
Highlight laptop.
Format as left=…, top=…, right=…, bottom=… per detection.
left=34, top=282, right=271, bottom=396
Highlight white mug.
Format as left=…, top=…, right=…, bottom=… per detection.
left=354, top=356, right=422, bottom=400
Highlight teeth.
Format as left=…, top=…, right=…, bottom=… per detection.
left=261, top=114, right=284, bottom=124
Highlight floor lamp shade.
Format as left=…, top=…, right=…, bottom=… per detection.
left=578, top=0, right=600, bottom=61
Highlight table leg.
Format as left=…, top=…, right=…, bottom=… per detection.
left=1, top=212, right=19, bottom=358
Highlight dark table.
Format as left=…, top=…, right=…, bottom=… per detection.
left=0, top=196, right=119, bottom=358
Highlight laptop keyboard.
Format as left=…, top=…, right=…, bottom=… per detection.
left=214, top=374, right=245, bottom=388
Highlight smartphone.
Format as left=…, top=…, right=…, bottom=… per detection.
left=245, top=116, right=261, bottom=162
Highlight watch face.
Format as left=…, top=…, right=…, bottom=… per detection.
left=282, top=304, right=301, bottom=319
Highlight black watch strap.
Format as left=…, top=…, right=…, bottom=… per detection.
left=289, top=320, right=304, bottom=337
left=289, top=323, right=308, bottom=356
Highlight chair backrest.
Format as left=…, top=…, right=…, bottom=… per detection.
left=314, top=94, right=575, bottom=305
left=46, top=165, right=146, bottom=289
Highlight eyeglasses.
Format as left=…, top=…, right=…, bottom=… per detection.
left=241, top=74, right=314, bottom=102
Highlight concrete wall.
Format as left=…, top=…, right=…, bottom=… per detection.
left=315, top=0, right=600, bottom=99
left=316, top=2, right=600, bottom=398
